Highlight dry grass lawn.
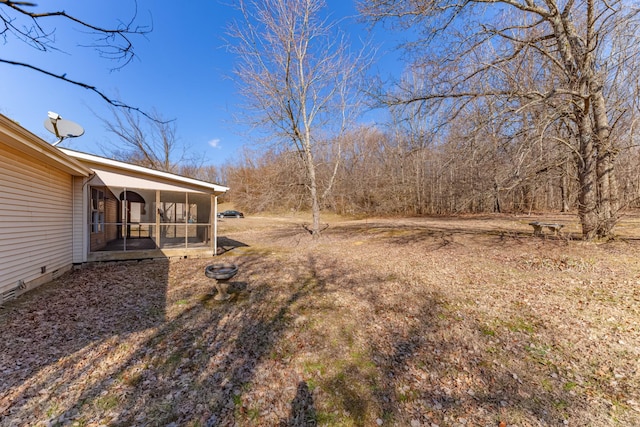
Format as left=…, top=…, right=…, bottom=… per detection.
left=1, top=213, right=640, bottom=426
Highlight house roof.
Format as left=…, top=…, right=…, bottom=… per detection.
left=0, top=113, right=227, bottom=194
left=60, top=148, right=229, bottom=195
left=0, top=114, right=92, bottom=177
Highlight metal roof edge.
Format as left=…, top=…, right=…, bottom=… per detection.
left=60, top=148, right=229, bottom=194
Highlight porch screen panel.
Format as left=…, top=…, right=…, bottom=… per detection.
left=159, top=191, right=211, bottom=249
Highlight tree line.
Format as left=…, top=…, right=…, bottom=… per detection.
left=223, top=114, right=640, bottom=218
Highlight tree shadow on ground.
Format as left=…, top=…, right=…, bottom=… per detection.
left=0, top=252, right=334, bottom=426
left=0, top=236, right=629, bottom=426
left=324, top=221, right=574, bottom=250
left=0, top=259, right=170, bottom=421
left=280, top=381, right=317, bottom=427
left=305, top=255, right=591, bottom=426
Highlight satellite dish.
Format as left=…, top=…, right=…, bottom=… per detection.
left=44, top=111, right=84, bottom=146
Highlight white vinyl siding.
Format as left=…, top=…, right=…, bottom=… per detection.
left=0, top=142, right=74, bottom=295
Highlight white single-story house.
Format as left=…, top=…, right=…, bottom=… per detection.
left=0, top=114, right=228, bottom=303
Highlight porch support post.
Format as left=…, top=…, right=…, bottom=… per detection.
left=156, top=190, right=161, bottom=248
left=123, top=187, right=127, bottom=251
left=212, top=195, right=217, bottom=256
left=185, top=192, right=189, bottom=249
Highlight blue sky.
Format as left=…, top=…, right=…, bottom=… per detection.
left=0, top=0, right=400, bottom=166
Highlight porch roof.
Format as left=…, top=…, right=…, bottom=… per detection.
left=60, top=148, right=229, bottom=195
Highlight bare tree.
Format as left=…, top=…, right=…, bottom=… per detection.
left=228, top=0, right=370, bottom=238
left=100, top=106, right=202, bottom=174
left=361, top=0, right=640, bottom=239
left=0, top=0, right=154, bottom=118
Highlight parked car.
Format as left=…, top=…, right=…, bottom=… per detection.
left=217, top=210, right=244, bottom=218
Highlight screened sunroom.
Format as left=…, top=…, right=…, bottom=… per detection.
left=61, top=149, right=228, bottom=263
left=89, top=187, right=214, bottom=251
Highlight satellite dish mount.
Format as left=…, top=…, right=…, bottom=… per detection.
left=44, top=111, right=85, bottom=146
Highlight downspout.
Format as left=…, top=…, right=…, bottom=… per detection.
left=72, top=176, right=74, bottom=259
left=81, top=173, right=96, bottom=263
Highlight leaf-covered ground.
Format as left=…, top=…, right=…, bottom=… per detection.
left=1, top=213, right=639, bottom=426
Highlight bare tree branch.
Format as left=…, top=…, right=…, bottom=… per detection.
left=0, top=1, right=158, bottom=120
left=0, top=58, right=164, bottom=122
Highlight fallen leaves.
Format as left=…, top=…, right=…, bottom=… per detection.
left=0, top=215, right=639, bottom=426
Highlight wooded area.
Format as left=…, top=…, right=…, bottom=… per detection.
left=224, top=122, right=640, bottom=218
left=220, top=0, right=640, bottom=240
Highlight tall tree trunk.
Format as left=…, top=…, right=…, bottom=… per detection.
left=493, top=181, right=501, bottom=213
left=576, top=101, right=599, bottom=239
left=592, top=90, right=619, bottom=237
left=304, top=144, right=321, bottom=239
left=561, top=160, right=570, bottom=213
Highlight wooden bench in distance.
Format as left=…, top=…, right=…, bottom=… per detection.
left=529, top=221, right=564, bottom=237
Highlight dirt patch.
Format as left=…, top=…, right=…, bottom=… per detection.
left=1, top=214, right=639, bottom=426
